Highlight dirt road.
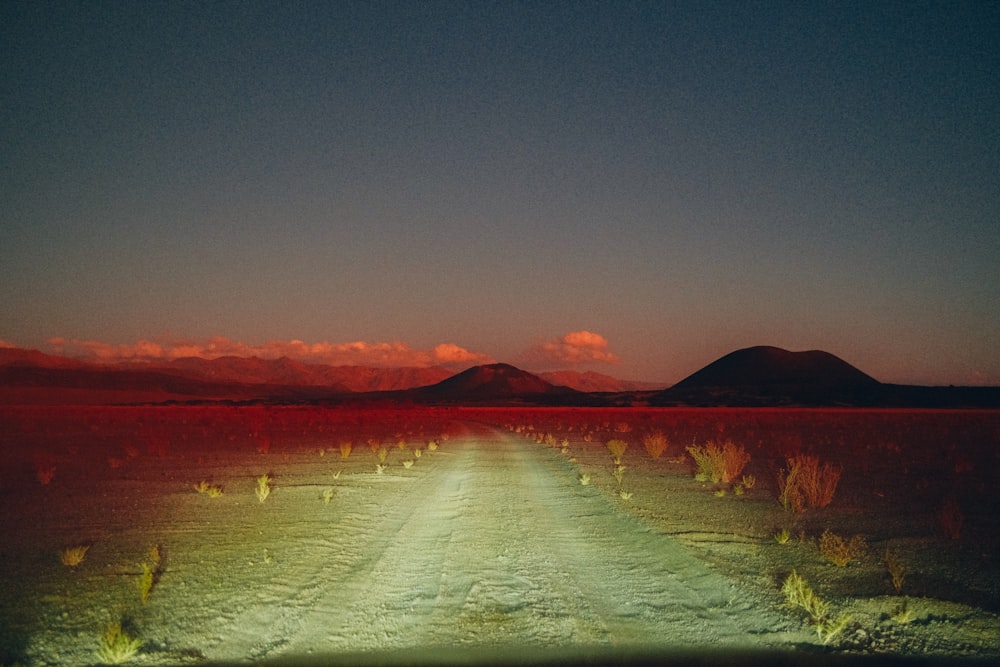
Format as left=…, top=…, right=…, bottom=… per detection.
left=194, top=425, right=795, bottom=662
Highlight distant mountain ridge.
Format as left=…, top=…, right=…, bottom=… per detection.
left=0, top=348, right=650, bottom=394
left=2, top=345, right=998, bottom=407
left=538, top=370, right=667, bottom=392
left=156, top=355, right=453, bottom=392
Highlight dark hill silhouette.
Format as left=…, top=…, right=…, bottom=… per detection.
left=674, top=346, right=879, bottom=389
left=415, top=363, right=579, bottom=402
left=654, top=346, right=882, bottom=406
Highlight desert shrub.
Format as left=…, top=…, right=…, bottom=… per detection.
left=883, top=547, right=906, bottom=594
left=782, top=570, right=828, bottom=620
left=194, top=480, right=223, bottom=497
left=686, top=439, right=750, bottom=484
left=60, top=544, right=90, bottom=567
left=36, top=464, right=56, bottom=485
left=642, top=432, right=669, bottom=459
left=97, top=622, right=143, bottom=664
left=339, top=441, right=352, bottom=459
left=255, top=474, right=272, bottom=503
left=777, top=454, right=841, bottom=511
left=939, top=498, right=964, bottom=539
left=612, top=465, right=625, bottom=486
left=819, top=529, right=866, bottom=567
left=606, top=439, right=628, bottom=463
left=781, top=571, right=851, bottom=645
left=138, top=544, right=163, bottom=605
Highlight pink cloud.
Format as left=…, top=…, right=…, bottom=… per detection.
left=43, top=336, right=491, bottom=368
left=433, top=343, right=493, bottom=365
left=522, top=330, right=621, bottom=367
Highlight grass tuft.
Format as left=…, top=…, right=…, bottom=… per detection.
left=781, top=571, right=851, bottom=645
left=96, top=622, right=142, bottom=664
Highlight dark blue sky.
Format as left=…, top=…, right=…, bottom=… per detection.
left=2, top=1, right=998, bottom=384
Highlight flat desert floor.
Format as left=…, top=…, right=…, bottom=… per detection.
left=0, top=406, right=997, bottom=665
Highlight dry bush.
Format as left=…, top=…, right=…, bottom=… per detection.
left=883, top=547, right=906, bottom=594
left=138, top=544, right=163, bottom=605
left=612, top=465, right=625, bottom=486
left=819, top=529, right=866, bottom=567
left=255, top=474, right=272, bottom=503
left=777, top=454, right=841, bottom=511
left=339, top=441, right=352, bottom=459
left=939, top=498, right=964, bottom=539
left=686, top=439, right=750, bottom=484
left=36, top=464, right=56, bottom=485
left=642, top=432, right=669, bottom=460
left=606, top=439, right=628, bottom=463
left=194, top=480, right=223, bottom=497
left=60, top=544, right=90, bottom=567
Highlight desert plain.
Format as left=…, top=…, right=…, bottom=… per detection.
left=1, top=405, right=998, bottom=665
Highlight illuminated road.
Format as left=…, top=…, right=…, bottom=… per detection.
left=220, top=426, right=791, bottom=661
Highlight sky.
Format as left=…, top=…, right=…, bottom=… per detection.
left=2, top=1, right=998, bottom=386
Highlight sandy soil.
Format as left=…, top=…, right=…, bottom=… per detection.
left=0, top=406, right=997, bottom=665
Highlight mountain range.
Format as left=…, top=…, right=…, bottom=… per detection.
left=1, top=345, right=997, bottom=407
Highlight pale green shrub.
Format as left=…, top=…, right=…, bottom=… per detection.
left=97, top=622, right=142, bottom=664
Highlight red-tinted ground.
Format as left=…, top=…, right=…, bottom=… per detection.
left=0, top=406, right=997, bottom=665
